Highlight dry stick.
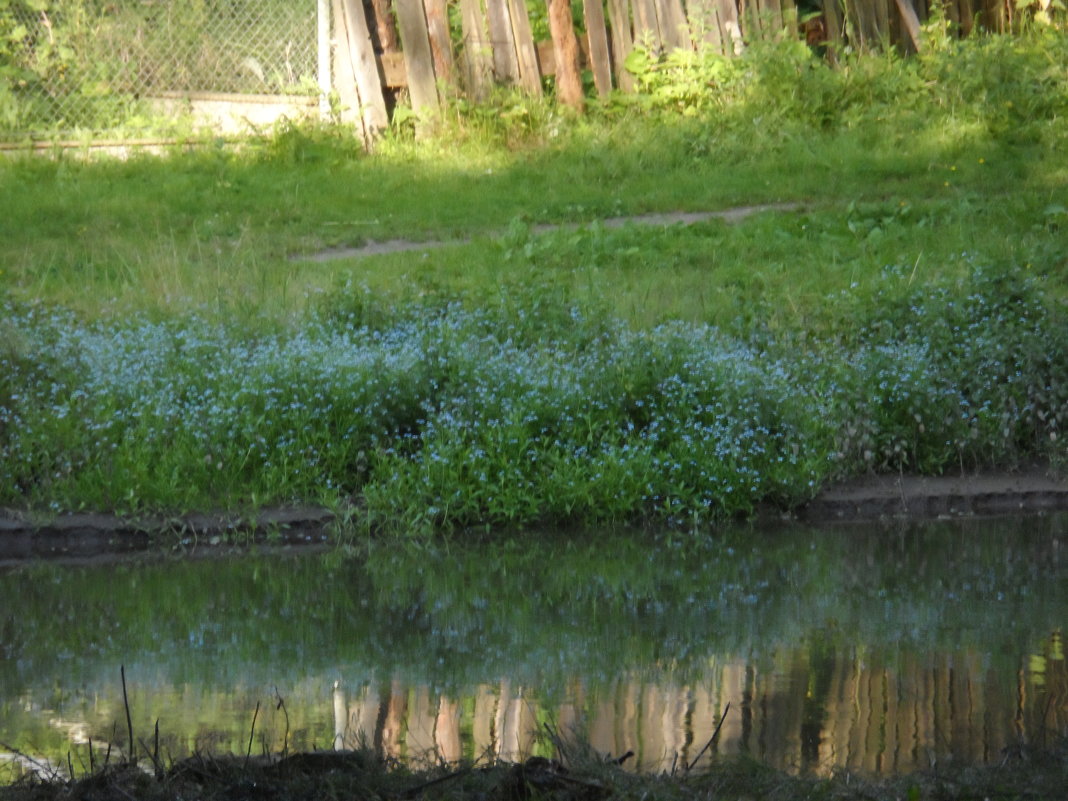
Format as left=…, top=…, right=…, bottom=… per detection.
left=150, top=719, right=163, bottom=779
left=275, top=688, right=290, bottom=758
left=400, top=765, right=474, bottom=798
left=0, top=741, right=59, bottom=780
left=245, top=701, right=261, bottom=769
left=687, top=702, right=730, bottom=772
left=120, top=665, right=135, bottom=763
left=67, top=751, right=74, bottom=780
left=542, top=721, right=572, bottom=765
left=88, top=737, right=95, bottom=772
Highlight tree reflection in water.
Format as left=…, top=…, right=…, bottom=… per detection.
left=0, top=516, right=1064, bottom=778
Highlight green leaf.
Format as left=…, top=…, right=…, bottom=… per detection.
left=623, top=48, right=651, bottom=77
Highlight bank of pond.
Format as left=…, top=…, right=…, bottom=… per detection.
left=3, top=264, right=1067, bottom=530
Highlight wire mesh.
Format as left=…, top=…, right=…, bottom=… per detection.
left=1, top=0, right=319, bottom=139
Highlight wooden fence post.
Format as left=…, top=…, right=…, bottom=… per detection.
left=507, top=0, right=543, bottom=94
left=369, top=0, right=401, bottom=52
left=606, top=0, right=635, bottom=90
left=583, top=0, right=614, bottom=96
left=335, top=0, right=389, bottom=145
left=460, top=0, right=494, bottom=98
left=660, top=0, right=692, bottom=49
left=395, top=0, right=441, bottom=116
left=894, top=0, right=922, bottom=51
left=486, top=0, right=521, bottom=82
left=547, top=0, right=585, bottom=108
left=424, top=0, right=456, bottom=85
left=632, top=0, right=663, bottom=50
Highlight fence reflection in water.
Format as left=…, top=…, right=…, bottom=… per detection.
left=330, top=635, right=1065, bottom=775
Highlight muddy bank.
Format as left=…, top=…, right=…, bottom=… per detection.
left=2, top=467, right=1067, bottom=563
left=799, top=468, right=1068, bottom=521
left=0, top=507, right=335, bottom=566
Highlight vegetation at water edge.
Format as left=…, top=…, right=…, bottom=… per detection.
left=1, top=28, right=1067, bottom=532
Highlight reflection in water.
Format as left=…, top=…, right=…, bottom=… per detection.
left=0, top=516, right=1065, bottom=779
left=324, top=632, right=1065, bottom=775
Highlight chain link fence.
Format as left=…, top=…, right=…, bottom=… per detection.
left=1, top=0, right=321, bottom=140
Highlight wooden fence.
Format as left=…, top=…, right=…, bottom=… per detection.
left=331, top=0, right=1015, bottom=139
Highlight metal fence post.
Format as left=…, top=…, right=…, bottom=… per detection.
left=318, top=0, right=333, bottom=117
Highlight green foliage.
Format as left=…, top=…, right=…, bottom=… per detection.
left=3, top=259, right=1066, bottom=529
left=618, top=25, right=1067, bottom=145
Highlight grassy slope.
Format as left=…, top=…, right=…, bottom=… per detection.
left=1, top=32, right=1067, bottom=526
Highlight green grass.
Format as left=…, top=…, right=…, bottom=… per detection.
left=2, top=30, right=1068, bottom=528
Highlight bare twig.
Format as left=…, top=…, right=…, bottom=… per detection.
left=0, top=741, right=60, bottom=780
left=400, top=765, right=474, bottom=798
left=245, top=701, right=261, bottom=770
left=275, top=688, right=290, bottom=758
left=687, top=702, right=730, bottom=772
left=121, top=665, right=135, bottom=763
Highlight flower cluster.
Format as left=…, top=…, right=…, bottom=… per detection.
left=2, top=262, right=1065, bottom=530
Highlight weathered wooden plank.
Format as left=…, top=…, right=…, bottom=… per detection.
left=336, top=0, right=389, bottom=144
left=583, top=0, right=614, bottom=95
left=821, top=0, right=843, bottom=45
left=660, top=0, right=692, bottom=49
left=395, top=0, right=441, bottom=113
left=762, top=0, right=785, bottom=32
left=536, top=36, right=595, bottom=74
left=894, top=0, right=922, bottom=51
left=687, top=0, right=724, bottom=51
left=740, top=0, right=763, bottom=39
left=370, top=0, right=401, bottom=53
left=459, top=0, right=493, bottom=98
left=606, top=0, right=635, bottom=90
left=424, top=0, right=455, bottom=85
left=873, top=0, right=891, bottom=41
left=780, top=0, right=797, bottom=29
left=845, top=0, right=874, bottom=47
left=507, top=0, right=544, bottom=93
left=379, top=52, right=407, bottom=87
left=632, top=0, right=662, bottom=50
left=958, top=0, right=975, bottom=35
left=548, top=0, right=585, bottom=108
left=486, top=0, right=520, bottom=83
left=718, top=0, right=744, bottom=53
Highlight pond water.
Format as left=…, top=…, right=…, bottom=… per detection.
left=1, top=516, right=1066, bottom=780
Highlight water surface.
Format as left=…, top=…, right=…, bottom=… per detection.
left=1, top=517, right=1065, bottom=778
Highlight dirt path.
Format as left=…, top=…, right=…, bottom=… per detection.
left=296, top=202, right=804, bottom=263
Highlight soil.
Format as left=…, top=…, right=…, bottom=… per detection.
left=798, top=465, right=1068, bottom=522
left=296, top=203, right=804, bottom=263
left=2, top=467, right=1066, bottom=565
